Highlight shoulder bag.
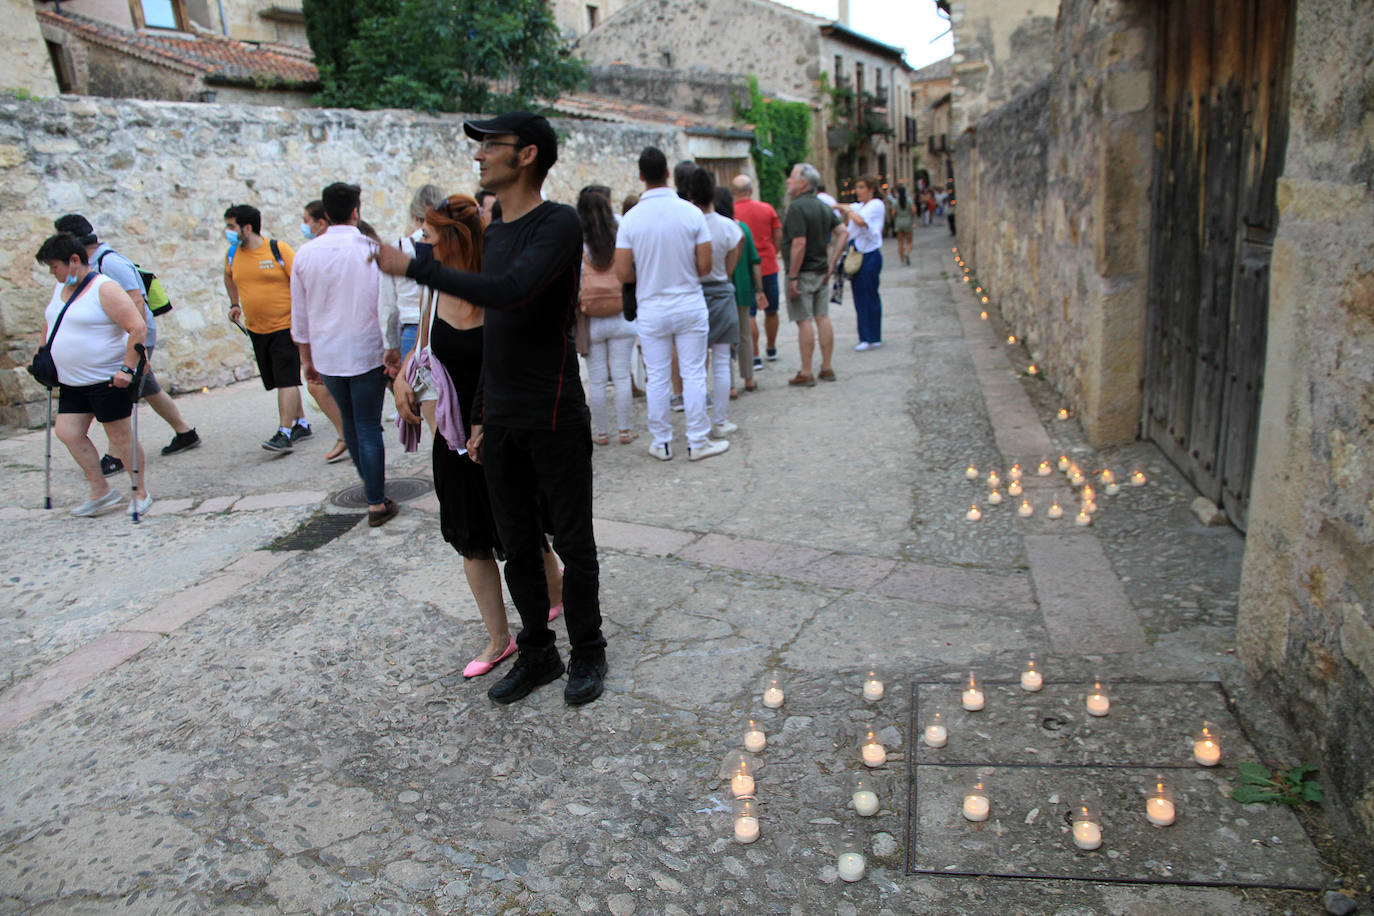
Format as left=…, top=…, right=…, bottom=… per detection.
left=29, top=272, right=98, bottom=389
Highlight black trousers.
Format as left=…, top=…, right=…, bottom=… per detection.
left=482, top=423, right=605, bottom=656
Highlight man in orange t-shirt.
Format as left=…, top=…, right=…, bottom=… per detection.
left=225, top=204, right=343, bottom=457
left=730, top=175, right=783, bottom=369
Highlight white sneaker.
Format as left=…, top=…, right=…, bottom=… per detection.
left=710, top=421, right=738, bottom=438
left=128, top=492, right=154, bottom=517
left=688, top=439, right=729, bottom=461
left=869, top=341, right=884, bottom=350
left=854, top=342, right=871, bottom=351
left=648, top=441, right=673, bottom=461
left=70, top=489, right=124, bottom=517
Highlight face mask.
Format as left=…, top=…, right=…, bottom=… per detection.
left=413, top=241, right=434, bottom=261
left=301, top=223, right=315, bottom=240
left=64, top=273, right=79, bottom=287
left=225, top=228, right=241, bottom=245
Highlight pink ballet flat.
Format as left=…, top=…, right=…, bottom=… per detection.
left=463, top=637, right=516, bottom=678
left=548, top=602, right=563, bottom=622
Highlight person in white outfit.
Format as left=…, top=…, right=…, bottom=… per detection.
left=687, top=168, right=742, bottom=437
left=575, top=186, right=638, bottom=445
left=614, top=148, right=728, bottom=462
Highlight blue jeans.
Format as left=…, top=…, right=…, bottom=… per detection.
left=399, top=324, right=419, bottom=362
left=852, top=249, right=883, bottom=344
left=321, top=366, right=388, bottom=505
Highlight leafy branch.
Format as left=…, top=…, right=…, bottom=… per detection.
left=1229, top=761, right=1324, bottom=807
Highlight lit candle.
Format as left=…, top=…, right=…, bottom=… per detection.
left=1018, top=499, right=1033, bottom=517
left=980, top=310, right=989, bottom=320
left=836, top=850, right=866, bottom=882
left=862, top=671, right=884, bottom=701
left=987, top=470, right=1000, bottom=489
left=1047, top=500, right=1064, bottom=519
left=1146, top=777, right=1175, bottom=827
left=861, top=728, right=886, bottom=767
left=1082, top=497, right=1098, bottom=514
left=743, top=719, right=766, bottom=753
left=1027, top=364, right=1039, bottom=376
left=962, top=672, right=985, bottom=711
left=924, top=711, right=948, bottom=747
left=1008, top=464, right=1023, bottom=481
left=1074, top=509, right=1092, bottom=526
left=966, top=504, right=982, bottom=522
left=975, top=286, right=983, bottom=293
left=1081, top=484, right=1095, bottom=503
left=731, top=772, right=755, bottom=797
left=981, top=296, right=989, bottom=304
left=1099, top=469, right=1115, bottom=486
left=762, top=674, right=784, bottom=708
left=965, top=464, right=979, bottom=479
left=987, top=490, right=1003, bottom=505
left=1085, top=681, right=1110, bottom=716
left=1106, top=482, right=1121, bottom=495
left=1072, top=800, right=1102, bottom=850
left=1007, top=335, right=1017, bottom=344
left=1038, top=460, right=1052, bottom=476
left=962, top=781, right=990, bottom=822
left=726, top=753, right=756, bottom=798
left=852, top=774, right=879, bottom=816
left=1020, top=659, right=1042, bottom=692
left=1131, top=470, right=1147, bottom=486
left=1058, top=455, right=1070, bottom=471
left=1057, top=408, right=1069, bottom=420
left=1008, top=480, right=1023, bottom=496
left=1193, top=722, right=1221, bottom=766
left=733, top=797, right=759, bottom=843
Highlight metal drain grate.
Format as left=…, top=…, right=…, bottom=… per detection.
left=266, top=513, right=364, bottom=551
left=330, top=476, right=433, bottom=510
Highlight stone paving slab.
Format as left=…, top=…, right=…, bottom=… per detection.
left=0, top=630, right=160, bottom=731
left=595, top=518, right=701, bottom=557
left=1025, top=532, right=1148, bottom=654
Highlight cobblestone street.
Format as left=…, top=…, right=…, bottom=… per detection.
left=0, top=228, right=1334, bottom=914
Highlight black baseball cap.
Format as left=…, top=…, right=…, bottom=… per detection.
left=463, top=111, right=558, bottom=173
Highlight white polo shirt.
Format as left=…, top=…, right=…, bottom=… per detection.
left=615, top=186, right=711, bottom=310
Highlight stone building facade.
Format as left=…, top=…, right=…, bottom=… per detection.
left=908, top=57, right=952, bottom=184
left=2, top=0, right=60, bottom=96
left=947, top=0, right=1374, bottom=845
left=575, top=0, right=913, bottom=197
left=33, top=0, right=308, bottom=46
left=550, top=0, right=631, bottom=41
left=0, top=95, right=707, bottom=425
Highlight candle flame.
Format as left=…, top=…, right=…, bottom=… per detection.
left=1007, top=335, right=1016, bottom=344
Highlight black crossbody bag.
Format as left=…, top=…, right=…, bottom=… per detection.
left=29, top=272, right=98, bottom=389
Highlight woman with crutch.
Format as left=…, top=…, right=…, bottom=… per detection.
left=33, top=233, right=151, bottom=517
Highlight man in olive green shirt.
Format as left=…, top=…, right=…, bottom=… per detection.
left=781, top=163, right=843, bottom=386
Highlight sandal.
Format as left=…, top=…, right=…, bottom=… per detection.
left=592, top=432, right=610, bottom=446
left=618, top=429, right=639, bottom=445
left=325, top=438, right=349, bottom=463
left=368, top=497, right=399, bottom=527
left=744, top=380, right=758, bottom=393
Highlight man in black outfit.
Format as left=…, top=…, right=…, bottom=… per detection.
left=373, top=112, right=607, bottom=706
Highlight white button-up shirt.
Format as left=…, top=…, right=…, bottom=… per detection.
left=290, top=225, right=388, bottom=377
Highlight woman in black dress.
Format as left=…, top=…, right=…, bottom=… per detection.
left=391, top=193, right=563, bottom=678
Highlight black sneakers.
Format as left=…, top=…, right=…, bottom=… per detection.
left=564, top=653, right=608, bottom=706
left=100, top=454, right=124, bottom=476
left=162, top=429, right=200, bottom=455
left=262, top=430, right=293, bottom=452
left=290, top=422, right=312, bottom=442
left=488, top=646, right=564, bottom=705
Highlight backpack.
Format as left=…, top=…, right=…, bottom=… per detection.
left=227, top=239, right=288, bottom=277
left=579, top=255, right=623, bottom=317
left=97, top=250, right=172, bottom=316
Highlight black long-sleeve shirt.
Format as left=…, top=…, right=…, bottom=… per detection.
left=405, top=201, right=588, bottom=431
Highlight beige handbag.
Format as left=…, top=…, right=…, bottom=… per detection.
left=842, top=245, right=865, bottom=276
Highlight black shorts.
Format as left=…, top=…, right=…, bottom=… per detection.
left=249, top=328, right=301, bottom=390
left=58, top=381, right=135, bottom=422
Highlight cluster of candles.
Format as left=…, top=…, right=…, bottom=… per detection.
left=926, top=665, right=1225, bottom=848
left=962, top=459, right=1147, bottom=525
left=727, top=672, right=893, bottom=882
left=955, top=248, right=972, bottom=284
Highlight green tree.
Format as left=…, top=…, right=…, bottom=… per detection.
left=736, top=76, right=811, bottom=208
left=303, top=0, right=585, bottom=113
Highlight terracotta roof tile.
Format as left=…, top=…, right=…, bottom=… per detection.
left=37, top=9, right=317, bottom=85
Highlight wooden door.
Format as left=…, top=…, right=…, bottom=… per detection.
left=1143, top=0, right=1293, bottom=530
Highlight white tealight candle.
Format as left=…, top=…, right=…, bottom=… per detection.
left=1058, top=455, right=1070, bottom=471
left=1008, top=464, right=1023, bottom=481
left=744, top=727, right=766, bottom=753
left=987, top=471, right=1001, bottom=489
left=1057, top=408, right=1070, bottom=420
left=731, top=773, right=755, bottom=797
left=965, top=465, right=979, bottom=480
left=1008, top=480, right=1023, bottom=496
left=852, top=789, right=879, bottom=816
left=1017, top=499, right=1033, bottom=517
left=1106, top=482, right=1121, bottom=495
left=967, top=791, right=989, bottom=823
left=1020, top=663, right=1042, bottom=692
left=966, top=504, right=982, bottom=522
left=924, top=724, right=948, bottom=747
left=962, top=680, right=985, bottom=711
left=987, top=490, right=1003, bottom=505
left=1085, top=693, right=1110, bottom=716
left=1074, top=510, right=1092, bottom=526
left=1072, top=820, right=1102, bottom=850
left=1193, top=738, right=1221, bottom=766
left=734, top=815, right=760, bottom=843
left=861, top=742, right=887, bottom=767
left=862, top=674, right=884, bottom=701
left=1146, top=796, right=1176, bottom=827
left=1038, top=460, right=1053, bottom=476
left=1047, top=502, right=1064, bottom=519
left=763, top=686, right=784, bottom=708
left=1131, top=470, right=1147, bottom=486
left=836, top=851, right=865, bottom=882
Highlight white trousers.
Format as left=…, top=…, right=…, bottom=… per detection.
left=637, top=302, right=710, bottom=448
left=709, top=342, right=731, bottom=425
left=586, top=316, right=637, bottom=435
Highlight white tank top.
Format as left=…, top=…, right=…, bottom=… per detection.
left=44, top=273, right=127, bottom=386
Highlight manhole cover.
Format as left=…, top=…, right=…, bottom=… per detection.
left=266, top=513, right=363, bottom=551
left=331, top=476, right=433, bottom=510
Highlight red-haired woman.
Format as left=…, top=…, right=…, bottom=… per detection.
left=392, top=194, right=563, bottom=678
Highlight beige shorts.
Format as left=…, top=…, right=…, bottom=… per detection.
left=786, top=271, right=830, bottom=323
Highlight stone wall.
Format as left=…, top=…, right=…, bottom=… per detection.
left=584, top=65, right=750, bottom=122
left=1237, top=0, right=1374, bottom=844
left=1, top=0, right=60, bottom=97
left=0, top=95, right=694, bottom=426
left=945, top=0, right=1059, bottom=135
left=955, top=0, right=1154, bottom=446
